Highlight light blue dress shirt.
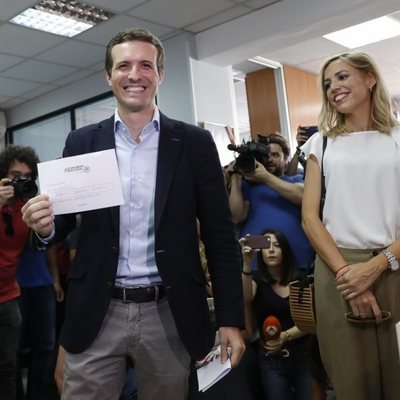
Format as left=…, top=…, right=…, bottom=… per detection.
left=114, top=108, right=162, bottom=287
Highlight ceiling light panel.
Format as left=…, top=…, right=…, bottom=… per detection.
left=323, top=16, right=400, bottom=49
left=10, top=0, right=114, bottom=38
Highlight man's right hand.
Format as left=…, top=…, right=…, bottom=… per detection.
left=21, top=194, right=54, bottom=237
left=0, top=178, right=14, bottom=207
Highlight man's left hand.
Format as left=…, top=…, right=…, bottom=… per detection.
left=218, top=326, right=245, bottom=368
left=243, top=161, right=269, bottom=183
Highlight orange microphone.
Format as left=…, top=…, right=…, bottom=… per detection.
left=263, top=316, right=282, bottom=340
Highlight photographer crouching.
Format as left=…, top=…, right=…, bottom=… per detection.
left=0, top=145, right=39, bottom=400
left=228, top=133, right=313, bottom=270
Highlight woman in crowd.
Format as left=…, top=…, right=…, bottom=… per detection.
left=241, top=229, right=313, bottom=400
left=301, top=52, right=400, bottom=400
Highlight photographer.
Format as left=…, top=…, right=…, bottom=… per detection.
left=229, top=133, right=313, bottom=269
left=0, top=145, right=39, bottom=400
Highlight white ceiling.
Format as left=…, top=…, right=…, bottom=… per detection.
left=1, top=0, right=400, bottom=112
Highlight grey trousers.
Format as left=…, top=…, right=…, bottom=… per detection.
left=62, top=297, right=191, bottom=400
left=315, top=248, right=400, bottom=400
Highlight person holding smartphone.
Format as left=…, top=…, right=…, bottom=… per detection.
left=229, top=133, right=314, bottom=271
left=286, top=125, right=318, bottom=177
left=240, top=229, right=313, bottom=400
left=302, top=52, right=400, bottom=400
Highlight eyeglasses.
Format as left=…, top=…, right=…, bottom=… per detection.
left=2, top=211, right=14, bottom=236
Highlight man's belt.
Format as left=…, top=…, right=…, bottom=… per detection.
left=112, top=285, right=165, bottom=303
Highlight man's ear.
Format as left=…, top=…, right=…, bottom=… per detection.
left=106, top=73, right=112, bottom=86
left=158, top=69, right=164, bottom=85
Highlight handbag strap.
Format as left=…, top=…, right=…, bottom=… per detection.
left=319, top=136, right=328, bottom=219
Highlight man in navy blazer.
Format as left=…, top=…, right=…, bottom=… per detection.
left=22, top=28, right=245, bottom=400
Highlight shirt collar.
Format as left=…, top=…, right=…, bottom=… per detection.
left=113, top=107, right=160, bottom=134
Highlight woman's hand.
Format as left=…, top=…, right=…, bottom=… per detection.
left=296, top=126, right=309, bottom=147
left=239, top=237, right=257, bottom=267
left=335, top=259, right=384, bottom=300
left=263, top=331, right=289, bottom=353
left=348, top=290, right=383, bottom=324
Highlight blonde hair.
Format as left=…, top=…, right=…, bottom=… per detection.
left=318, top=52, right=398, bottom=136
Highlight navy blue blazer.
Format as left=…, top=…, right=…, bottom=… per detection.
left=55, top=112, right=244, bottom=360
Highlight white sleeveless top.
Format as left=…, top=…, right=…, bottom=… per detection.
left=302, top=128, right=400, bottom=249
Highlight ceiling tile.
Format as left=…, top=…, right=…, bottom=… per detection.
left=0, top=0, right=37, bottom=21
left=0, top=23, right=65, bottom=57
left=0, top=53, right=25, bottom=73
left=77, top=14, right=175, bottom=45
left=87, top=61, right=106, bottom=71
left=0, top=95, right=12, bottom=104
left=35, top=40, right=105, bottom=68
left=89, top=0, right=147, bottom=13
left=357, top=35, right=400, bottom=60
left=0, top=77, right=41, bottom=97
left=245, top=0, right=281, bottom=9
left=262, top=37, right=346, bottom=66
left=1, top=60, right=78, bottom=84
left=56, top=69, right=100, bottom=86
left=21, top=84, right=59, bottom=100
left=185, top=5, right=251, bottom=33
left=0, top=98, right=29, bottom=110
left=128, top=0, right=234, bottom=28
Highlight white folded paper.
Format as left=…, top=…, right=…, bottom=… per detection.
left=38, top=149, right=124, bottom=215
left=196, top=345, right=232, bottom=392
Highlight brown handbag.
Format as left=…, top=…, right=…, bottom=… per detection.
left=289, top=275, right=316, bottom=334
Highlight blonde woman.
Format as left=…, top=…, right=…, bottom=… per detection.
left=302, top=52, right=400, bottom=400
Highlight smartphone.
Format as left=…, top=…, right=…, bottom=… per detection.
left=244, top=235, right=271, bottom=249
left=299, top=125, right=319, bottom=138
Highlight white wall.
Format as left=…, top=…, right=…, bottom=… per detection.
left=156, top=32, right=197, bottom=124
left=6, top=71, right=109, bottom=128
left=190, top=59, right=237, bottom=128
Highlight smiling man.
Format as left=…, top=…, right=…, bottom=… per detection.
left=21, top=28, right=245, bottom=400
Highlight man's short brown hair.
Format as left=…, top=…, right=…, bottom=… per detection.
left=266, top=133, right=290, bottom=158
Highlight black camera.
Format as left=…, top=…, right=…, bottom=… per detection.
left=5, top=175, right=38, bottom=199
left=227, top=135, right=270, bottom=174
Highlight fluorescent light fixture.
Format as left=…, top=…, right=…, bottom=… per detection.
left=10, top=0, right=113, bottom=38
left=323, top=16, right=400, bottom=49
